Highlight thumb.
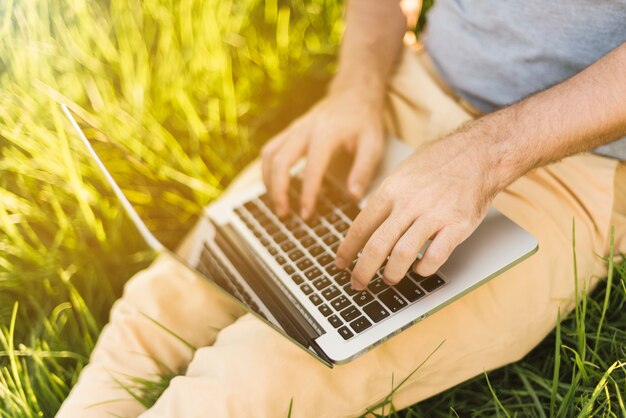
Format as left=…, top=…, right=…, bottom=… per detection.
left=347, top=128, right=384, bottom=200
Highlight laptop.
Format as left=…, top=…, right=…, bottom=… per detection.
left=62, top=104, right=538, bottom=367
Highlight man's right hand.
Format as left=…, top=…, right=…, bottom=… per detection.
left=261, top=87, right=386, bottom=219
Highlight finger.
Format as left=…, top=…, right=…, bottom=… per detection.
left=299, top=136, right=338, bottom=219
left=270, top=134, right=308, bottom=217
left=350, top=210, right=414, bottom=290
left=346, top=127, right=384, bottom=200
left=383, top=218, right=440, bottom=285
left=413, top=224, right=472, bottom=277
left=335, top=196, right=391, bottom=269
left=261, top=132, right=289, bottom=200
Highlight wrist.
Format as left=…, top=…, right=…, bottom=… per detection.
left=328, top=69, right=387, bottom=105
left=450, top=116, right=530, bottom=196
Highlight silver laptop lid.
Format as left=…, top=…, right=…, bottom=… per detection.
left=62, top=105, right=166, bottom=251
left=62, top=104, right=340, bottom=366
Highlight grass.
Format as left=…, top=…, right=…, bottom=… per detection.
left=0, top=0, right=624, bottom=416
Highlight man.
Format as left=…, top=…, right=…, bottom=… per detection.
left=59, top=0, right=626, bottom=416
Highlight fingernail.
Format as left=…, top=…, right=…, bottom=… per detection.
left=300, top=206, right=309, bottom=219
left=351, top=278, right=363, bottom=291
left=335, top=256, right=346, bottom=269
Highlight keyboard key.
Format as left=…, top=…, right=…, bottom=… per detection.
left=335, top=221, right=349, bottom=234
left=275, top=255, right=287, bottom=265
left=309, top=246, right=324, bottom=257
left=319, top=304, right=332, bottom=317
left=305, top=267, right=322, bottom=281
left=301, top=236, right=316, bottom=249
left=353, top=291, right=374, bottom=306
left=323, top=235, right=339, bottom=246
left=328, top=315, right=342, bottom=328
left=338, top=326, right=354, bottom=340
left=260, top=237, right=270, bottom=247
left=291, top=274, right=304, bottom=285
left=309, top=294, right=323, bottom=306
left=312, top=277, right=331, bottom=290
left=368, top=278, right=388, bottom=294
left=394, top=278, right=425, bottom=302
left=317, top=253, right=334, bottom=266
left=267, top=246, right=278, bottom=256
left=325, top=264, right=341, bottom=276
left=305, top=216, right=322, bottom=228
left=335, top=271, right=351, bottom=286
left=288, top=249, right=304, bottom=261
left=293, top=229, right=307, bottom=239
left=243, top=201, right=257, bottom=213
left=408, top=271, right=427, bottom=283
left=265, top=223, right=279, bottom=235
left=322, top=285, right=341, bottom=301
left=349, top=317, right=372, bottom=334
left=280, top=241, right=296, bottom=253
left=330, top=242, right=340, bottom=253
left=272, top=231, right=288, bottom=244
left=331, top=295, right=351, bottom=311
left=283, top=265, right=295, bottom=275
left=340, top=306, right=360, bottom=322
left=421, top=275, right=446, bottom=293
left=244, top=202, right=262, bottom=217
left=378, top=289, right=408, bottom=312
left=314, top=225, right=330, bottom=237
left=343, top=283, right=359, bottom=296
left=296, top=258, right=313, bottom=271
left=363, top=301, right=390, bottom=323
left=325, top=212, right=341, bottom=224
left=257, top=212, right=271, bottom=225
left=242, top=218, right=255, bottom=230
left=300, top=284, right=313, bottom=295
left=259, top=195, right=272, bottom=211
left=284, top=216, right=300, bottom=230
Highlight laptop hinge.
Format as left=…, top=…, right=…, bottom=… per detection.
left=213, top=222, right=325, bottom=347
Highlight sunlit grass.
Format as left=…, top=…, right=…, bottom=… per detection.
left=0, top=0, right=341, bottom=415
left=0, top=0, right=624, bottom=416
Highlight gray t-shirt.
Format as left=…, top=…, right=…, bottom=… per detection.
left=423, top=0, right=626, bottom=160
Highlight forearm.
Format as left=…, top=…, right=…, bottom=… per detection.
left=330, top=0, right=406, bottom=99
left=471, top=42, right=626, bottom=191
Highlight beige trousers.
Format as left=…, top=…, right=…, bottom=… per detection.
left=57, top=48, right=626, bottom=418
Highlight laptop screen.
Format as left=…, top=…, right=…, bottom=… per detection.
left=63, top=106, right=211, bottom=253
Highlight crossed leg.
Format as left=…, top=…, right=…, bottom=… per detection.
left=136, top=154, right=622, bottom=418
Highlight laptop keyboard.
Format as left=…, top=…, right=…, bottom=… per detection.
left=234, top=178, right=445, bottom=341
